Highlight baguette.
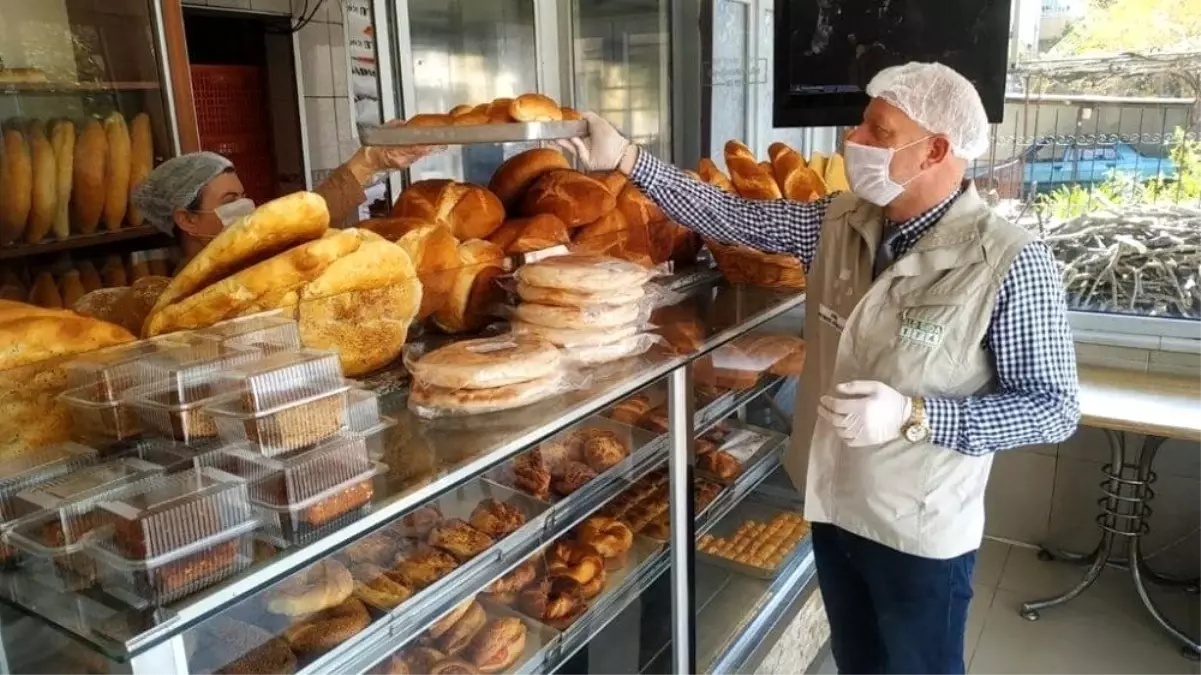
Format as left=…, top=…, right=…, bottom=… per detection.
left=102, top=113, right=131, bottom=231
left=824, top=152, right=848, bottom=193
left=0, top=125, right=32, bottom=244
left=101, top=255, right=128, bottom=287
left=49, top=120, right=74, bottom=241
left=58, top=270, right=86, bottom=307
left=127, top=113, right=153, bottom=227
left=807, top=153, right=828, bottom=183
left=25, top=121, right=56, bottom=243
left=28, top=271, right=63, bottom=308
left=697, top=159, right=735, bottom=193
left=77, top=260, right=102, bottom=292
left=770, top=143, right=825, bottom=202
left=723, top=140, right=781, bottom=200
left=72, top=119, right=108, bottom=234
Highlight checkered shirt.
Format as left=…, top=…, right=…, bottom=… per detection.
left=631, top=151, right=1080, bottom=456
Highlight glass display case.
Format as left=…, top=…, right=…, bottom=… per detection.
left=0, top=0, right=177, bottom=304
left=0, top=271, right=817, bottom=675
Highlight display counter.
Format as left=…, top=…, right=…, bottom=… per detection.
left=0, top=272, right=816, bottom=675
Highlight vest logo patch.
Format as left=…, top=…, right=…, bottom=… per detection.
left=899, top=314, right=945, bottom=348
left=818, top=304, right=846, bottom=332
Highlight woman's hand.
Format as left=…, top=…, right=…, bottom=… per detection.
left=346, top=119, right=444, bottom=186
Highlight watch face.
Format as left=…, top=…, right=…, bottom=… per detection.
left=904, top=425, right=929, bottom=443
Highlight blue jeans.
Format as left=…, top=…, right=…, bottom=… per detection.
left=812, top=523, right=975, bottom=674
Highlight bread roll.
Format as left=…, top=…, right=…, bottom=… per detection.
left=521, top=170, right=616, bottom=227
left=561, top=107, right=582, bottom=121
left=448, top=104, right=474, bottom=117
left=75, top=275, right=169, bottom=335
left=488, top=148, right=570, bottom=208
left=770, top=143, right=825, bottom=202
left=103, top=113, right=130, bottom=231
left=357, top=216, right=430, bottom=241
left=49, top=120, right=74, bottom=241
left=72, top=119, right=107, bottom=234
left=24, top=122, right=56, bottom=244
left=508, top=94, right=563, bottom=122
left=486, top=98, right=514, bottom=124
left=697, top=159, right=735, bottom=193
left=724, top=140, right=781, bottom=200
left=405, top=113, right=453, bottom=127
left=452, top=111, right=490, bottom=126
left=28, top=272, right=63, bottom=308
left=101, top=255, right=128, bottom=287
left=649, top=219, right=699, bottom=266
left=824, top=152, right=848, bottom=193
left=591, top=170, right=628, bottom=197
left=298, top=235, right=422, bottom=376
left=149, top=191, right=330, bottom=317
left=58, top=270, right=85, bottom=307
left=391, top=180, right=505, bottom=240
left=77, top=260, right=102, bottom=292
left=615, top=184, right=664, bottom=228
left=571, top=209, right=629, bottom=257
left=127, top=113, right=154, bottom=227
left=71, top=287, right=127, bottom=326
left=0, top=126, right=32, bottom=244
left=146, top=229, right=361, bottom=336
left=433, top=239, right=504, bottom=334
left=487, top=214, right=569, bottom=254
left=397, top=224, right=460, bottom=319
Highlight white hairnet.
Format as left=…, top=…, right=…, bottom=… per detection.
left=866, top=62, right=990, bottom=160
left=131, top=151, right=233, bottom=234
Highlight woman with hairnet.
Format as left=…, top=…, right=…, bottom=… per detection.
left=131, top=137, right=434, bottom=261
left=564, top=62, right=1081, bottom=673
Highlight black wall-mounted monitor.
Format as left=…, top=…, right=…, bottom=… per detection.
left=773, top=0, right=1011, bottom=129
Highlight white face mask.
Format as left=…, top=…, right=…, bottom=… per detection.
left=213, top=197, right=256, bottom=227
left=844, top=136, right=931, bottom=206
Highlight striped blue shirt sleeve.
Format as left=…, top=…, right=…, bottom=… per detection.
left=629, top=150, right=833, bottom=269
left=926, top=241, right=1082, bottom=455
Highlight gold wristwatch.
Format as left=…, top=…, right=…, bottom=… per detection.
left=902, top=397, right=930, bottom=443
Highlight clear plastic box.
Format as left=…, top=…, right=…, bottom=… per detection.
left=123, top=379, right=229, bottom=445
left=92, top=467, right=255, bottom=560
left=64, top=338, right=193, bottom=402
left=132, top=343, right=263, bottom=405
left=192, top=313, right=301, bottom=355
left=234, top=434, right=376, bottom=540
left=254, top=462, right=386, bottom=546
left=90, top=520, right=257, bottom=606
left=4, top=458, right=164, bottom=590
left=59, top=386, right=143, bottom=449
left=211, top=349, right=345, bottom=412
left=346, top=387, right=396, bottom=460
left=206, top=386, right=351, bottom=457
left=118, top=437, right=224, bottom=474
left=0, top=443, right=99, bottom=568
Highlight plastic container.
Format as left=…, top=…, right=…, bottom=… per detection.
left=206, top=387, right=351, bottom=457
left=4, top=459, right=164, bottom=590
left=235, top=434, right=377, bottom=542
left=92, top=467, right=255, bottom=560
left=346, top=387, right=396, bottom=460
left=59, top=386, right=144, bottom=450
left=119, top=437, right=225, bottom=474
left=192, top=313, right=301, bottom=355
left=90, top=520, right=258, bottom=606
left=0, top=444, right=99, bottom=568
left=123, top=380, right=229, bottom=445
left=211, top=349, right=345, bottom=412
left=64, top=338, right=192, bottom=402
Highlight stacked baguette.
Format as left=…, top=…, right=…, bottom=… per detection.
left=691, top=140, right=850, bottom=289
left=510, top=254, right=656, bottom=366
left=0, top=112, right=154, bottom=245
left=10, top=249, right=174, bottom=309
left=140, top=192, right=424, bottom=376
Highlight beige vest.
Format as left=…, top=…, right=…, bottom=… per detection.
left=782, top=183, right=1032, bottom=559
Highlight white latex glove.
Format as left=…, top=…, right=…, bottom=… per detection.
left=817, top=380, right=913, bottom=447
left=558, top=112, right=631, bottom=171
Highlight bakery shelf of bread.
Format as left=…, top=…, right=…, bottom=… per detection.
left=0, top=80, right=162, bottom=93
left=0, top=226, right=164, bottom=260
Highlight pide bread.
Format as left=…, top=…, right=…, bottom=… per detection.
left=488, top=149, right=570, bottom=208
left=515, top=280, right=644, bottom=308
left=298, top=235, right=423, bottom=376
left=433, top=239, right=505, bottom=334
left=508, top=94, right=563, bottom=122
left=410, top=373, right=562, bottom=416
left=49, top=120, right=74, bottom=241
left=25, top=121, right=56, bottom=244
left=127, top=113, right=154, bottom=227
left=486, top=214, right=569, bottom=254
left=520, top=170, right=615, bottom=227
left=510, top=320, right=639, bottom=347
left=570, top=334, right=651, bottom=366
left=513, top=301, right=642, bottom=330
left=515, top=254, right=653, bottom=293
left=145, top=228, right=361, bottom=335
left=0, top=126, right=32, bottom=244
left=397, top=224, right=461, bottom=319
left=102, top=113, right=130, bottom=231
left=409, top=335, right=562, bottom=389
left=72, top=119, right=107, bottom=234
left=148, top=191, right=330, bottom=320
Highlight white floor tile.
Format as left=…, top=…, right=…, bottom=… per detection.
left=965, top=583, right=998, bottom=665
left=974, top=539, right=1011, bottom=589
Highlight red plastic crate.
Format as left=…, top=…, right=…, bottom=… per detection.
left=191, top=65, right=278, bottom=205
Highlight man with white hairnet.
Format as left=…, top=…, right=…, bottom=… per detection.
left=565, top=62, right=1079, bottom=673
left=132, top=139, right=434, bottom=261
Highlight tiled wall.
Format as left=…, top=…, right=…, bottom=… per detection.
left=184, top=0, right=359, bottom=186
left=984, top=342, right=1201, bottom=577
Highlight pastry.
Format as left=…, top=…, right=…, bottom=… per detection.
left=299, top=478, right=374, bottom=527
left=539, top=433, right=584, bottom=477
left=641, top=515, right=670, bottom=541
left=511, top=449, right=551, bottom=500
left=469, top=617, right=527, bottom=673
left=698, top=450, right=742, bottom=480
left=351, top=563, right=413, bottom=610
left=609, top=395, right=652, bottom=425
left=552, top=460, right=596, bottom=496
left=345, top=535, right=398, bottom=566
left=513, top=300, right=642, bottom=330
left=520, top=171, right=615, bottom=227
left=402, top=647, right=447, bottom=673
left=394, top=545, right=459, bottom=588
left=518, top=576, right=586, bottom=629
left=410, top=374, right=562, bottom=417
left=429, top=598, right=475, bottom=639
left=581, top=428, right=629, bottom=472
left=410, top=335, right=562, bottom=390
left=638, top=405, right=669, bottom=434
left=695, top=438, right=718, bottom=456
left=282, top=597, right=371, bottom=654
left=379, top=654, right=411, bottom=675
left=429, top=659, right=481, bottom=675
left=469, top=499, right=527, bottom=538
left=483, top=559, right=537, bottom=605
left=427, top=519, right=495, bottom=561
left=515, top=279, right=644, bottom=308
left=395, top=504, right=443, bottom=538
left=487, top=148, right=571, bottom=209
left=577, top=517, right=634, bottom=559
left=546, top=540, right=606, bottom=599
left=265, top=559, right=355, bottom=617
left=436, top=601, right=487, bottom=656
left=515, top=253, right=652, bottom=293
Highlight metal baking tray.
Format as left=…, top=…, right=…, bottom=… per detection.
left=696, top=421, right=783, bottom=486
left=695, top=498, right=810, bottom=580
left=358, top=121, right=587, bottom=146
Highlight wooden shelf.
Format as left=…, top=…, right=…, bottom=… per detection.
left=0, top=81, right=161, bottom=94
left=0, top=227, right=167, bottom=260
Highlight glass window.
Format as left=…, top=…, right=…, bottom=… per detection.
left=708, top=0, right=748, bottom=173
